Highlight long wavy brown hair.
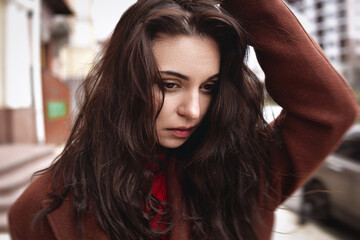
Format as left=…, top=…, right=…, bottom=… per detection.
left=35, top=0, right=275, bottom=239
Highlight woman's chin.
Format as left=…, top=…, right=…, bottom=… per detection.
left=158, top=138, right=188, bottom=149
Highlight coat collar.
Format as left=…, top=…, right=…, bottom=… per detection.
left=42, top=199, right=109, bottom=240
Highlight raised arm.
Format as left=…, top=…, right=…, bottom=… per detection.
left=222, top=0, right=359, bottom=208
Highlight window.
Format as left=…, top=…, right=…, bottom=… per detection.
left=316, top=16, right=324, bottom=23
left=317, top=29, right=324, bottom=37
left=340, top=39, right=347, bottom=47
left=316, top=2, right=323, bottom=9
left=287, top=0, right=303, bottom=4
left=339, top=24, right=347, bottom=32
left=341, top=54, right=347, bottom=62
left=338, top=9, right=346, bottom=18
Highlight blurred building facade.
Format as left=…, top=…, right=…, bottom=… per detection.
left=0, top=0, right=74, bottom=145
left=0, top=0, right=99, bottom=145
left=286, top=0, right=360, bottom=89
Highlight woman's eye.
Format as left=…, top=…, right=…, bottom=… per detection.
left=202, top=83, right=216, bottom=93
left=163, top=82, right=178, bottom=89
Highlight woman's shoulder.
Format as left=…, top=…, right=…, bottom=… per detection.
left=8, top=171, right=57, bottom=239
left=9, top=171, right=53, bottom=216
left=9, top=170, right=108, bottom=239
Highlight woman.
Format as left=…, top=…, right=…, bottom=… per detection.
left=9, top=0, right=358, bottom=239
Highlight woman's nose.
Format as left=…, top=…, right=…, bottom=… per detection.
left=178, top=91, right=201, bottom=119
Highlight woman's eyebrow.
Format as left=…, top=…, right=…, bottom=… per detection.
left=160, top=71, right=220, bottom=81
left=160, top=71, right=189, bottom=80
left=208, top=73, right=220, bottom=81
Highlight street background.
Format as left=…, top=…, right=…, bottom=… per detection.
left=0, top=0, right=359, bottom=239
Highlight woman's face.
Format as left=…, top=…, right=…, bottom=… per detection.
left=152, top=34, right=220, bottom=148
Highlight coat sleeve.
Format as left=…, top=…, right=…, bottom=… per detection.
left=221, top=0, right=359, bottom=210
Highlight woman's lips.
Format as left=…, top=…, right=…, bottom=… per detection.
left=168, top=127, right=194, bottom=138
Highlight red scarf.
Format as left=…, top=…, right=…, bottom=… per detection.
left=145, top=153, right=190, bottom=240
left=144, top=152, right=169, bottom=239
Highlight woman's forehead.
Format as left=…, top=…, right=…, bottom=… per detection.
left=152, top=34, right=220, bottom=79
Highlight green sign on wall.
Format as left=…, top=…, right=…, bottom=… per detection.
left=47, top=101, right=67, bottom=119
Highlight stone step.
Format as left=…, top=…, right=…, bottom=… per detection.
left=0, top=212, right=9, bottom=233
left=0, top=151, right=57, bottom=195
left=0, top=144, right=55, bottom=174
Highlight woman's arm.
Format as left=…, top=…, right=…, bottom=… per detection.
left=222, top=0, right=359, bottom=209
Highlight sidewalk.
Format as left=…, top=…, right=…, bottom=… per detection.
left=0, top=234, right=9, bottom=240
left=273, top=207, right=338, bottom=240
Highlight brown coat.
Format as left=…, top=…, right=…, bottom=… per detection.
left=8, top=0, right=359, bottom=239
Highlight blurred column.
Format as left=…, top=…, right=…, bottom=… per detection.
left=32, top=0, right=45, bottom=143
left=0, top=0, right=41, bottom=143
